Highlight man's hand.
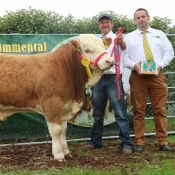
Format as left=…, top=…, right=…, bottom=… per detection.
left=116, top=33, right=126, bottom=50
left=157, top=65, right=162, bottom=75
left=134, top=62, right=142, bottom=75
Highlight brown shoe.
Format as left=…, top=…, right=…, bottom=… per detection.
left=81, top=144, right=98, bottom=150
left=121, top=147, right=133, bottom=155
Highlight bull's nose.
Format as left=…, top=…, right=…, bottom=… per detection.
left=106, top=59, right=114, bottom=64
left=105, top=58, right=114, bottom=68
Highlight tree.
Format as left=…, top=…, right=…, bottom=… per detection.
left=0, top=8, right=174, bottom=35
left=0, top=7, right=63, bottom=34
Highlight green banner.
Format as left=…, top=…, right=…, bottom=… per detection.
left=0, top=34, right=77, bottom=54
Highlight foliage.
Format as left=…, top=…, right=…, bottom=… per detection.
left=168, top=31, right=175, bottom=54
left=0, top=7, right=63, bottom=34
left=0, top=8, right=174, bottom=35
left=150, top=16, right=172, bottom=33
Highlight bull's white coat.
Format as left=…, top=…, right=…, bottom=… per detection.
left=0, top=34, right=113, bottom=161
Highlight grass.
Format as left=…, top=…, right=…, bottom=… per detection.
left=0, top=136, right=175, bottom=175
left=0, top=167, right=121, bottom=175
left=145, top=117, right=175, bottom=132
left=1, top=159, right=175, bottom=175
left=127, top=159, right=175, bottom=175
left=0, top=119, right=175, bottom=175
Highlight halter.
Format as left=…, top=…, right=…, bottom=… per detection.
left=76, top=51, right=108, bottom=78
left=77, top=51, right=107, bottom=66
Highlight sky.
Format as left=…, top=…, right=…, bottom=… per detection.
left=1, top=0, right=175, bottom=26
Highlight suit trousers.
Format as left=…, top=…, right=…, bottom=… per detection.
left=129, top=70, right=168, bottom=146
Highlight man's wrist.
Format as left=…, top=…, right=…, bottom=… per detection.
left=120, top=41, right=126, bottom=50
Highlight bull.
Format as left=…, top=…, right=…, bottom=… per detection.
left=0, top=34, right=113, bottom=161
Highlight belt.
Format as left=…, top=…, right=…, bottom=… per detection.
left=102, top=74, right=123, bottom=79
left=102, top=74, right=116, bottom=78
left=132, top=70, right=136, bottom=72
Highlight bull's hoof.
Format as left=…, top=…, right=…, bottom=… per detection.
left=53, top=153, right=65, bottom=162
left=55, top=158, right=66, bottom=162
left=63, top=149, right=71, bottom=155
left=65, top=152, right=73, bottom=158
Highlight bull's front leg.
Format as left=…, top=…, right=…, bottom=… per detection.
left=42, top=98, right=65, bottom=161
left=47, top=121, right=65, bottom=161
left=60, top=120, right=71, bottom=157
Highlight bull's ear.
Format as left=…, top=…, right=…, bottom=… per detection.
left=102, top=37, right=112, bottom=49
left=70, top=40, right=81, bottom=53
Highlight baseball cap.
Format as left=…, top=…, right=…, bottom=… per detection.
left=98, top=14, right=112, bottom=22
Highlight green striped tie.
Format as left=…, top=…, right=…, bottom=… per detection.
left=143, top=32, right=154, bottom=62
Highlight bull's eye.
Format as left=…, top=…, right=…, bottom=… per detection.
left=85, top=49, right=91, bottom=54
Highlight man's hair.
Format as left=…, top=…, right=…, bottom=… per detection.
left=134, top=8, right=149, bottom=18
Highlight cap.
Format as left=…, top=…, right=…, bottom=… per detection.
left=98, top=14, right=112, bottom=22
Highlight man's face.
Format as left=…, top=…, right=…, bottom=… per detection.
left=98, top=18, right=114, bottom=35
left=134, top=10, right=150, bottom=30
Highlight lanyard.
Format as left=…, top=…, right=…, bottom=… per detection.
left=110, top=27, right=123, bottom=99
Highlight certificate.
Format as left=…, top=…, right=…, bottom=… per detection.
left=141, top=62, right=158, bottom=75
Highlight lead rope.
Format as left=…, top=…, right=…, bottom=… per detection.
left=111, top=27, right=123, bottom=99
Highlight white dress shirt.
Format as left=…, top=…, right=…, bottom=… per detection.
left=103, top=31, right=127, bottom=74
left=124, top=27, right=174, bottom=70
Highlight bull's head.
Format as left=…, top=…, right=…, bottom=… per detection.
left=76, top=34, right=114, bottom=88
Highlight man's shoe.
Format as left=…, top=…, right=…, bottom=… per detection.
left=122, top=147, right=133, bottom=155
left=159, top=145, right=174, bottom=152
left=81, top=144, right=98, bottom=150
left=134, top=145, right=144, bottom=153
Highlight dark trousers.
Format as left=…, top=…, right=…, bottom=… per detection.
left=90, top=74, right=133, bottom=148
